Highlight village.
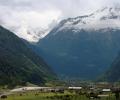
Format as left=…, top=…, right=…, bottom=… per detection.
left=0, top=82, right=120, bottom=100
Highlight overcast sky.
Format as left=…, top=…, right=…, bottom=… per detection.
left=0, top=0, right=120, bottom=30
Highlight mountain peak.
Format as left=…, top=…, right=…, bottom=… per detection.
left=53, top=6, right=120, bottom=34
left=93, top=6, right=120, bottom=19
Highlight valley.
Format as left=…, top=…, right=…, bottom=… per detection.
left=0, top=1, right=120, bottom=99
left=0, top=83, right=119, bottom=100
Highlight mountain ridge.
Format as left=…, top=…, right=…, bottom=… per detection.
left=49, top=6, right=120, bottom=36
left=0, top=26, right=56, bottom=87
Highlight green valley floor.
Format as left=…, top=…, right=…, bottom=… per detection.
left=3, top=92, right=116, bottom=100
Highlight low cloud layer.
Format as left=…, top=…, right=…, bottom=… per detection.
left=0, top=0, right=120, bottom=38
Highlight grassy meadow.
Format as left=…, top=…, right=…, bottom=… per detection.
left=1, top=90, right=116, bottom=100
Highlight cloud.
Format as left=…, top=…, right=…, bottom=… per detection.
left=0, top=1, right=61, bottom=29
left=0, top=0, right=120, bottom=34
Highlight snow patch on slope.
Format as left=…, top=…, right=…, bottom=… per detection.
left=56, top=7, right=120, bottom=33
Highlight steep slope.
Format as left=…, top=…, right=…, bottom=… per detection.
left=36, top=7, right=120, bottom=80
left=0, top=26, right=56, bottom=87
left=104, top=53, right=120, bottom=82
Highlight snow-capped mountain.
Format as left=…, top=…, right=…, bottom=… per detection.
left=3, top=7, right=120, bottom=43
left=53, top=7, right=120, bottom=34
left=35, top=6, right=120, bottom=80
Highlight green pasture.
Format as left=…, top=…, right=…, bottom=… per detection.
left=1, top=91, right=116, bottom=100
